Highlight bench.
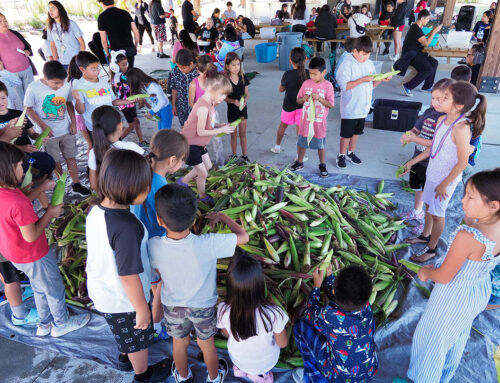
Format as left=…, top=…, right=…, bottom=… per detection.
left=303, top=38, right=393, bottom=60
left=423, top=46, right=468, bottom=64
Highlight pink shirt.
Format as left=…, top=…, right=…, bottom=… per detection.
left=182, top=96, right=215, bottom=147
left=172, top=41, right=199, bottom=62
left=0, top=31, right=30, bottom=73
left=193, top=77, right=205, bottom=103
left=297, top=79, right=335, bottom=139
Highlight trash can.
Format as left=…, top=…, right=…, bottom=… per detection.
left=372, top=99, right=422, bottom=132
left=277, top=32, right=303, bottom=71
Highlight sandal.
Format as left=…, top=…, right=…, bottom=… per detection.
left=410, top=246, right=437, bottom=263
left=404, top=234, right=430, bottom=244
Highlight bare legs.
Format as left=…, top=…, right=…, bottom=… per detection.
left=230, top=119, right=247, bottom=156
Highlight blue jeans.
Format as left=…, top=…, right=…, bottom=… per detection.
left=158, top=104, right=173, bottom=130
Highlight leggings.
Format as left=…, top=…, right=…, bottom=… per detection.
left=138, top=22, right=155, bottom=46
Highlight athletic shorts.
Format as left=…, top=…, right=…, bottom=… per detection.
left=395, top=25, right=404, bottom=32
left=422, top=179, right=460, bottom=217
left=122, top=107, right=138, bottom=123
left=0, top=259, right=24, bottom=284
left=103, top=310, right=155, bottom=354
left=297, top=134, right=325, bottom=150
left=409, top=163, right=427, bottom=191
left=186, top=145, right=208, bottom=166
left=340, top=118, right=365, bottom=138
left=163, top=305, right=217, bottom=340
left=45, top=134, right=77, bottom=163
left=281, top=109, right=302, bottom=125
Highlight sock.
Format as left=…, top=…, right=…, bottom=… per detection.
left=339, top=152, right=346, bottom=157
left=178, top=368, right=193, bottom=382
left=207, top=373, right=221, bottom=383
left=11, top=303, right=29, bottom=319
left=274, top=144, right=280, bottom=150
left=154, top=322, right=162, bottom=334
left=134, top=366, right=153, bottom=382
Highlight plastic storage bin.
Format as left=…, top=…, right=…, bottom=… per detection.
left=373, top=99, right=422, bottom=132
left=277, top=32, right=303, bottom=71
left=422, top=27, right=439, bottom=47
left=255, top=42, right=278, bottom=63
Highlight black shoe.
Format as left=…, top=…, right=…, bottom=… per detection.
left=133, top=358, right=172, bottom=383
left=158, top=53, right=170, bottom=59
left=241, top=155, right=250, bottom=163
left=72, top=182, right=91, bottom=196
left=382, top=48, right=390, bottom=55
left=117, top=353, right=132, bottom=372
left=290, top=160, right=304, bottom=171
left=347, top=152, right=362, bottom=165
left=319, top=163, right=328, bottom=178
left=336, top=154, right=346, bottom=169
left=156, top=53, right=160, bottom=58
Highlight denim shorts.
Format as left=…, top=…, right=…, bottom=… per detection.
left=297, top=134, right=325, bottom=150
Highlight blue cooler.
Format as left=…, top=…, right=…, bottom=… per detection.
left=255, top=43, right=278, bottom=63
left=277, top=32, right=303, bottom=71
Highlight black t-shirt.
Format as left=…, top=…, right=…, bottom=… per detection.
left=402, top=23, right=424, bottom=54
left=199, top=27, right=219, bottom=52
left=98, top=7, right=134, bottom=50
left=227, top=74, right=250, bottom=121
left=281, top=69, right=310, bottom=112
left=379, top=9, right=394, bottom=23
left=469, top=64, right=481, bottom=85
left=182, top=0, right=194, bottom=26
left=391, top=2, right=407, bottom=27
left=242, top=17, right=256, bottom=38
left=413, top=106, right=445, bottom=166
left=0, top=109, right=33, bottom=146
left=314, top=12, right=338, bottom=39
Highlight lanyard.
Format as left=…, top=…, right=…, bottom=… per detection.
left=429, top=113, right=465, bottom=159
left=54, top=23, right=64, bottom=42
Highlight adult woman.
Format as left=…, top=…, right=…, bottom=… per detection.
left=314, top=5, right=337, bottom=51
left=47, top=1, right=85, bottom=69
left=172, top=29, right=199, bottom=64
left=0, top=13, right=35, bottom=94
left=214, top=25, right=240, bottom=71
left=150, top=0, right=169, bottom=58
left=395, top=10, right=441, bottom=96
left=390, top=0, right=407, bottom=61
left=291, top=0, right=310, bottom=33
left=134, top=0, right=155, bottom=53
left=276, top=4, right=291, bottom=20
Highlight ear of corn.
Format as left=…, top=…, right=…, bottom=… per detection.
left=239, top=96, right=245, bottom=111
left=15, top=107, right=27, bottom=127
left=369, top=69, right=400, bottom=81
left=51, top=172, right=67, bottom=206
left=127, top=94, right=151, bottom=101
left=395, top=165, right=406, bottom=178
left=402, top=131, right=411, bottom=147
left=307, top=95, right=315, bottom=145
left=34, top=128, right=51, bottom=150
left=20, top=165, right=32, bottom=189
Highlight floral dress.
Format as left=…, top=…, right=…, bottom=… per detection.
left=169, top=66, right=198, bottom=126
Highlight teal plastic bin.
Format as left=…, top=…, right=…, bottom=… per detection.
left=422, top=27, right=439, bottom=47
left=255, top=43, right=278, bottom=63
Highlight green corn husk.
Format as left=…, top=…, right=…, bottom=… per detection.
left=399, top=259, right=422, bottom=274
left=51, top=172, right=67, bottom=206
left=34, top=128, right=51, bottom=150
left=307, top=95, right=315, bottom=144
left=239, top=96, right=245, bottom=111
left=395, top=165, right=406, bottom=178
left=127, top=94, right=151, bottom=101
left=369, top=69, right=400, bottom=81
left=20, top=165, right=32, bottom=188
left=402, top=131, right=411, bottom=148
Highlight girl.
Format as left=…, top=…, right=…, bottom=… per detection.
left=109, top=51, right=146, bottom=146
left=214, top=25, right=240, bottom=72
left=189, top=55, right=215, bottom=107
left=178, top=68, right=234, bottom=204
left=88, top=105, right=144, bottom=191
left=172, top=29, right=199, bottom=66
left=390, top=0, right=407, bottom=61
left=67, top=56, right=92, bottom=149
left=271, top=47, right=308, bottom=154
left=170, top=49, right=198, bottom=129
left=127, top=67, right=173, bottom=130
left=408, top=168, right=500, bottom=383
left=217, top=250, right=288, bottom=383
left=0, top=141, right=89, bottom=337
left=224, top=52, right=249, bottom=162
left=472, top=11, right=493, bottom=42
left=85, top=148, right=172, bottom=380
left=403, top=81, right=487, bottom=262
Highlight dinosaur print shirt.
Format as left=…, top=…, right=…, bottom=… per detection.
left=303, top=275, right=378, bottom=382
left=73, top=77, right=115, bottom=131
left=24, top=79, right=73, bottom=138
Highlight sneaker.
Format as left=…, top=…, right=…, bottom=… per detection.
left=336, top=154, right=347, bottom=169
left=421, top=88, right=432, bottom=93
left=139, top=140, right=150, bottom=148
left=158, top=53, right=170, bottom=59
left=176, top=178, right=189, bottom=187
left=117, top=353, right=133, bottom=372
left=0, top=293, right=7, bottom=306
left=402, top=209, right=425, bottom=222
left=290, top=160, right=304, bottom=171
left=134, top=358, right=173, bottom=383
left=11, top=307, right=39, bottom=326
left=402, top=85, right=413, bottom=97
left=21, top=285, right=34, bottom=301
left=207, top=358, right=228, bottom=383
left=36, top=323, right=52, bottom=337
left=347, top=152, right=362, bottom=165
left=228, top=154, right=238, bottom=163
left=389, top=54, right=400, bottom=61
left=172, top=362, right=194, bottom=383
left=72, top=183, right=91, bottom=197
left=50, top=313, right=90, bottom=337
left=319, top=163, right=328, bottom=178
left=382, top=48, right=390, bottom=55
left=241, top=155, right=250, bottom=163
left=270, top=147, right=281, bottom=154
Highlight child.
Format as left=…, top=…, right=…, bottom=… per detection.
left=223, top=1, right=236, bottom=20
left=334, top=37, right=357, bottom=83
left=294, top=265, right=378, bottom=382
left=348, top=7, right=370, bottom=38
left=127, top=67, right=173, bottom=130
left=167, top=8, right=179, bottom=48
left=224, top=52, right=249, bottom=162
left=85, top=148, right=172, bottom=381
left=0, top=142, right=90, bottom=337
left=170, top=49, right=199, bottom=129
left=400, top=79, right=452, bottom=234
left=189, top=55, right=215, bottom=107
left=472, top=11, right=493, bottom=42
left=408, top=168, right=500, bottom=383
left=290, top=57, right=334, bottom=178
left=109, top=50, right=146, bottom=146
left=271, top=47, right=309, bottom=154
left=487, top=265, right=500, bottom=310
left=24, top=61, right=91, bottom=197
left=336, top=36, right=391, bottom=169
left=217, top=250, right=289, bottom=382
left=361, top=4, right=372, bottom=19
left=148, top=183, right=249, bottom=383
left=403, top=81, right=487, bottom=262
left=178, top=69, right=234, bottom=203
left=88, top=105, right=144, bottom=190
left=379, top=1, right=394, bottom=55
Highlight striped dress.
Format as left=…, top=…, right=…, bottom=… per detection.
left=408, top=225, right=500, bottom=383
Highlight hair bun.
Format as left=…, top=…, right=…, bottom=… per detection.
left=206, top=66, right=219, bottom=79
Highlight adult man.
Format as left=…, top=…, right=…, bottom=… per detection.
left=97, top=0, right=140, bottom=67
left=181, top=0, right=198, bottom=34
left=236, top=15, right=256, bottom=40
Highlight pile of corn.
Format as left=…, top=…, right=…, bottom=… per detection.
left=48, top=162, right=413, bottom=368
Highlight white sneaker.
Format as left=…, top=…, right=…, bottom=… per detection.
left=270, top=147, right=281, bottom=154
left=50, top=313, right=90, bottom=337
left=389, top=54, right=400, bottom=61
left=36, top=323, right=52, bottom=337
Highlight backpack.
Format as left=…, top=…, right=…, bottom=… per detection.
left=302, top=43, right=314, bottom=58
left=325, top=52, right=340, bottom=92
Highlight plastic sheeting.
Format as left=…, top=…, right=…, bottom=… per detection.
left=0, top=172, right=497, bottom=383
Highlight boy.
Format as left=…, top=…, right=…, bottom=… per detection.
left=198, top=17, right=219, bottom=54
left=167, top=8, right=179, bottom=48
left=149, top=184, right=249, bottom=383
left=379, top=1, right=394, bottom=55
left=290, top=57, right=334, bottom=178
left=334, top=37, right=357, bottom=80
left=336, top=36, right=390, bottom=169
left=223, top=2, right=236, bottom=20
left=24, top=61, right=90, bottom=196
left=400, top=78, right=450, bottom=234
left=294, top=265, right=378, bottom=382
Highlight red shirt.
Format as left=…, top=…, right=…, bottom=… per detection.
left=0, top=188, right=49, bottom=264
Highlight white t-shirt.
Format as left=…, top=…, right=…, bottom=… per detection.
left=146, top=82, right=169, bottom=114
left=87, top=140, right=144, bottom=170
left=73, top=77, right=115, bottom=131
left=149, top=233, right=237, bottom=308
left=216, top=303, right=289, bottom=375
left=291, top=7, right=311, bottom=26
left=24, top=79, right=72, bottom=137
left=348, top=13, right=371, bottom=38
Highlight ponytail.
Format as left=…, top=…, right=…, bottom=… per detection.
left=290, top=47, right=307, bottom=85
left=91, top=106, right=122, bottom=173
left=449, top=81, right=487, bottom=139
left=469, top=93, right=487, bottom=139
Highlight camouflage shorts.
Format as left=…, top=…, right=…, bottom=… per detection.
left=163, top=305, right=217, bottom=340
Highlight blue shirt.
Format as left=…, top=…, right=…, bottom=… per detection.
left=468, top=135, right=482, bottom=166
left=130, top=172, right=167, bottom=238
left=47, top=20, right=83, bottom=66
